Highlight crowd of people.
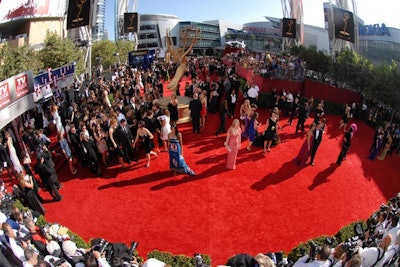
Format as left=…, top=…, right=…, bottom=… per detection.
left=0, top=51, right=399, bottom=266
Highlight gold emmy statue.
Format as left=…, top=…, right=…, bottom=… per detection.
left=166, top=26, right=201, bottom=93
left=340, top=13, right=350, bottom=36
left=73, top=0, right=87, bottom=23
left=127, top=14, right=136, bottom=31
left=286, top=19, right=294, bottom=36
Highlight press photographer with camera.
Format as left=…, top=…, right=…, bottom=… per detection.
left=358, top=234, right=391, bottom=267
left=293, top=244, right=331, bottom=267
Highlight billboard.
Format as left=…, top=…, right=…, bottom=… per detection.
left=333, top=7, right=355, bottom=43
left=66, top=0, right=91, bottom=30
left=282, top=18, right=296, bottom=39
left=124, top=12, right=139, bottom=33
left=0, top=0, right=65, bottom=23
left=33, top=63, right=75, bottom=102
left=0, top=70, right=34, bottom=109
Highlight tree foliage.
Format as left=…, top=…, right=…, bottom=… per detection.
left=0, top=44, right=42, bottom=80
left=116, top=40, right=134, bottom=65
left=92, top=40, right=117, bottom=68
left=291, top=45, right=332, bottom=74
left=39, top=31, right=82, bottom=70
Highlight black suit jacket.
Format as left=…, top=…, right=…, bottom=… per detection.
left=189, top=99, right=202, bottom=118
left=115, top=125, right=132, bottom=145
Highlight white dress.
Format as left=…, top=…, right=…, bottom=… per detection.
left=7, top=139, right=24, bottom=174
left=52, top=110, right=64, bottom=134
left=159, top=115, right=171, bottom=141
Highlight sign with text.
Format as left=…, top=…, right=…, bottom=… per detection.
left=0, top=70, right=34, bottom=111
left=0, top=82, right=11, bottom=108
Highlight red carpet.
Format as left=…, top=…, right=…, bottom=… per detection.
left=3, top=80, right=398, bottom=265
left=33, top=107, right=400, bottom=265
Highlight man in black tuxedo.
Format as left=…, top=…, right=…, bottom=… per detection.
left=189, top=93, right=202, bottom=133
left=115, top=119, right=138, bottom=164
left=295, top=102, right=308, bottom=133
left=35, top=154, right=62, bottom=201
left=310, top=122, right=324, bottom=166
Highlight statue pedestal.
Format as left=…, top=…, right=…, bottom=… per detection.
left=158, top=96, right=192, bottom=124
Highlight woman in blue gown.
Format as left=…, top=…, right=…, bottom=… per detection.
left=168, top=124, right=195, bottom=175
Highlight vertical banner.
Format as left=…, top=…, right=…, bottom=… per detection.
left=282, top=18, right=297, bottom=39
left=333, top=7, right=355, bottom=43
left=67, top=0, right=91, bottom=30
left=124, top=12, right=139, bottom=33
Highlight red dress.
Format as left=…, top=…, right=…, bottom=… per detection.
left=200, top=100, right=207, bottom=116
left=226, top=127, right=242, bottom=169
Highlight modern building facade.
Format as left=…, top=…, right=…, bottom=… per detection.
left=92, top=0, right=106, bottom=41
left=0, top=0, right=67, bottom=49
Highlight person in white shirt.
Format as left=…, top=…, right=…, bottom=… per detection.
left=293, top=245, right=331, bottom=267
left=23, top=248, right=38, bottom=267
left=382, top=232, right=400, bottom=266
left=359, top=234, right=391, bottom=267
left=247, top=83, right=259, bottom=105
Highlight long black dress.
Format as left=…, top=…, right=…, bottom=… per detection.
left=19, top=176, right=45, bottom=215
left=168, top=102, right=179, bottom=122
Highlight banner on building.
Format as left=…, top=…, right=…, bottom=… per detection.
left=282, top=18, right=297, bottom=38
left=333, top=7, right=355, bottom=43
left=67, top=0, right=91, bottom=30
left=0, top=70, right=34, bottom=110
left=124, top=12, right=139, bottom=33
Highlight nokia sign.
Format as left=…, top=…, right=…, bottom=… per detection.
left=359, top=23, right=390, bottom=36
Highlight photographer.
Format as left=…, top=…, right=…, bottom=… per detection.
left=75, top=250, right=111, bottom=267
left=330, top=243, right=361, bottom=267
left=293, top=245, right=331, bottom=267
left=359, top=234, right=391, bottom=267
left=382, top=232, right=400, bottom=266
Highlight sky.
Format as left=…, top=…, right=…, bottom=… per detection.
left=105, top=0, right=400, bottom=40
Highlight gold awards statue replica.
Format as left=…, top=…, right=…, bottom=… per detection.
left=165, top=26, right=201, bottom=93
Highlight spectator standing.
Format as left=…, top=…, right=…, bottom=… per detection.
left=247, top=83, right=259, bottom=105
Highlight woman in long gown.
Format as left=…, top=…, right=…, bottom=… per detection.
left=369, top=133, right=383, bottom=160
left=246, top=112, right=261, bottom=151
left=168, top=93, right=179, bottom=125
left=134, top=121, right=158, bottom=168
left=294, top=123, right=316, bottom=167
left=168, top=124, right=195, bottom=175
left=225, top=119, right=242, bottom=169
left=5, top=132, right=24, bottom=174
left=50, top=102, right=64, bottom=135
left=18, top=171, right=45, bottom=215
